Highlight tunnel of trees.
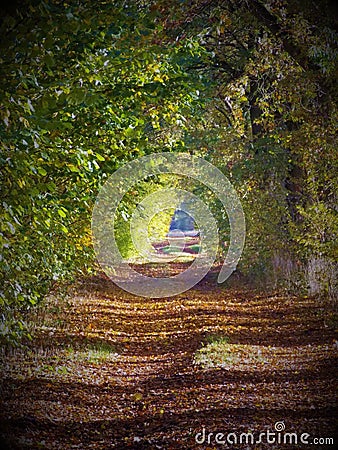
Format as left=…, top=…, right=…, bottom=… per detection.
left=0, top=0, right=337, bottom=340
left=1, top=1, right=337, bottom=449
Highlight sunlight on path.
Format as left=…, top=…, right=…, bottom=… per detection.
left=1, top=273, right=337, bottom=449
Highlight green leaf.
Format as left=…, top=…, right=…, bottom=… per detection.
left=95, top=153, right=105, bottom=161
left=57, top=209, right=67, bottom=218
left=37, top=167, right=47, bottom=176
left=68, top=164, right=79, bottom=172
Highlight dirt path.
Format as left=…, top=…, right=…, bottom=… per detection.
left=1, top=272, right=337, bottom=449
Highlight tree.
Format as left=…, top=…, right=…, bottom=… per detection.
left=0, top=0, right=208, bottom=343
left=151, top=0, right=338, bottom=294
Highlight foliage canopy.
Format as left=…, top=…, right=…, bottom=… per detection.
left=1, top=0, right=337, bottom=343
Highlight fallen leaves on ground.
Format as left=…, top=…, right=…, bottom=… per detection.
left=1, top=268, right=337, bottom=449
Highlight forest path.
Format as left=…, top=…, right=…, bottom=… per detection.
left=1, top=271, right=337, bottom=449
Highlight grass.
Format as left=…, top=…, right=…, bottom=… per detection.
left=193, top=334, right=267, bottom=369
left=162, top=244, right=200, bottom=254
left=69, top=341, right=119, bottom=363
left=204, top=333, right=231, bottom=345
left=1, top=340, right=119, bottom=382
left=194, top=334, right=235, bottom=369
